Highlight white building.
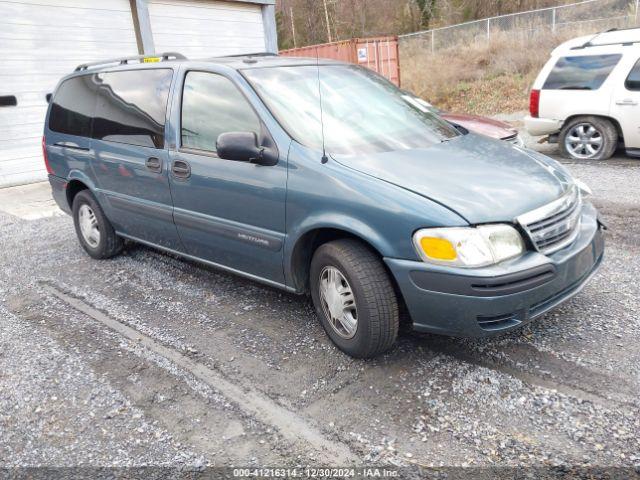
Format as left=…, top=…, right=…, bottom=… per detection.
left=0, top=0, right=277, bottom=187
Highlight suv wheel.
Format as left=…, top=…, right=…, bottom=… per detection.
left=310, top=239, right=399, bottom=358
left=559, top=116, right=617, bottom=160
left=72, top=190, right=123, bottom=259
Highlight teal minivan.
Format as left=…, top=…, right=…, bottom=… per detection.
left=44, top=53, right=605, bottom=358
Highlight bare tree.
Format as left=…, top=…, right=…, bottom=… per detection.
left=276, top=0, right=575, bottom=49
left=414, top=0, right=437, bottom=28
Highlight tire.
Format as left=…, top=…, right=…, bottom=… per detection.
left=559, top=116, right=617, bottom=161
left=72, top=190, right=123, bottom=259
left=310, top=239, right=399, bottom=358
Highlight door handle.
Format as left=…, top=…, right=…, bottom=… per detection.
left=171, top=160, right=191, bottom=179
left=145, top=156, right=162, bottom=173
left=616, top=99, right=638, bottom=106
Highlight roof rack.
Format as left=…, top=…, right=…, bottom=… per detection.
left=572, top=27, right=640, bottom=50
left=75, top=52, right=187, bottom=72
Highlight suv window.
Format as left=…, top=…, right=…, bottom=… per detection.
left=625, top=58, right=640, bottom=91
left=92, top=69, right=172, bottom=149
left=543, top=54, right=622, bottom=90
left=49, top=76, right=96, bottom=137
left=181, top=71, right=261, bottom=153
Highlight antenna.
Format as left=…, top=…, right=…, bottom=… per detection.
left=315, top=48, right=329, bottom=164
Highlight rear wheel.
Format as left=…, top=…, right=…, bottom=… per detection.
left=310, top=239, right=399, bottom=358
left=559, top=116, right=617, bottom=160
left=72, top=190, right=123, bottom=259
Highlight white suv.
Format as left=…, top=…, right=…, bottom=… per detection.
left=525, top=28, right=640, bottom=160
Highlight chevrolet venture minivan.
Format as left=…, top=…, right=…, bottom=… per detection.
left=44, top=53, right=605, bottom=358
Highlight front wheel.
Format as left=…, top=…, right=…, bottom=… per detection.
left=559, top=116, right=617, bottom=160
left=310, top=239, right=399, bottom=358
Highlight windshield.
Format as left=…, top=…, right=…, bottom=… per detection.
left=242, top=65, right=459, bottom=155
left=413, top=97, right=441, bottom=115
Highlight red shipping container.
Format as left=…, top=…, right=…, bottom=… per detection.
left=280, top=36, right=400, bottom=86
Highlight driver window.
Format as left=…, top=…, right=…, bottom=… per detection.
left=181, top=71, right=261, bottom=153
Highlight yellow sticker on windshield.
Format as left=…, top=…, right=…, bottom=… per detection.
left=143, top=57, right=161, bottom=63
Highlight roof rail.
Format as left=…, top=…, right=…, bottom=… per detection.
left=75, top=52, right=187, bottom=72
left=572, top=39, right=640, bottom=50
left=572, top=27, right=640, bottom=50
left=222, top=52, right=278, bottom=58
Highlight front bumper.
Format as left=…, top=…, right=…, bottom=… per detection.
left=524, top=115, right=563, bottom=137
left=385, top=202, right=604, bottom=337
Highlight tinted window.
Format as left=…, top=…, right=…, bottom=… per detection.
left=49, top=76, right=96, bottom=137
left=543, top=55, right=622, bottom=90
left=92, top=69, right=172, bottom=148
left=625, top=58, right=640, bottom=91
left=181, top=72, right=261, bottom=152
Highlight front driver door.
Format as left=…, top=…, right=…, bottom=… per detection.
left=167, top=69, right=287, bottom=286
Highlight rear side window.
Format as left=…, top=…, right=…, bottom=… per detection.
left=625, top=58, right=640, bottom=91
left=543, top=54, right=622, bottom=90
left=92, top=69, right=173, bottom=148
left=180, top=71, right=261, bottom=153
left=49, top=76, right=95, bottom=137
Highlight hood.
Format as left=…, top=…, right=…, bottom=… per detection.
left=333, top=134, right=573, bottom=224
left=442, top=113, right=517, bottom=140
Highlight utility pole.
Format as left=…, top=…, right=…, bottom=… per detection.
left=322, top=0, right=332, bottom=43
left=290, top=7, right=297, bottom=48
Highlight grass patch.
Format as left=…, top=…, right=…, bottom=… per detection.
left=430, top=74, right=534, bottom=115
left=399, top=20, right=633, bottom=115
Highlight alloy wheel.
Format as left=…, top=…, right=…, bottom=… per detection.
left=565, top=123, right=603, bottom=159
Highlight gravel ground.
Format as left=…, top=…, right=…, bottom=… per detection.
left=0, top=152, right=639, bottom=474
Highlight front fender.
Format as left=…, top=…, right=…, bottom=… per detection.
left=283, top=215, right=394, bottom=291
left=283, top=142, right=468, bottom=290
left=290, top=214, right=394, bottom=259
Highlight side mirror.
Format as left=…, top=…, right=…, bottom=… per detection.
left=216, top=131, right=277, bottom=166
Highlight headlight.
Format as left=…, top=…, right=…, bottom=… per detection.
left=574, top=179, right=592, bottom=196
left=413, top=225, right=525, bottom=268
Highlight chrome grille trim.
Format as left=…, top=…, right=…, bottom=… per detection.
left=517, top=185, right=582, bottom=255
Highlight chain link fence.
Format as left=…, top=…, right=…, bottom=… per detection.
left=400, top=0, right=638, bottom=53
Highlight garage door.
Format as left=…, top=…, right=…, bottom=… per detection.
left=148, top=0, right=265, bottom=58
left=0, top=0, right=138, bottom=187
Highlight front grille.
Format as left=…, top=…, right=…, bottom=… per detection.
left=517, top=185, right=582, bottom=254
